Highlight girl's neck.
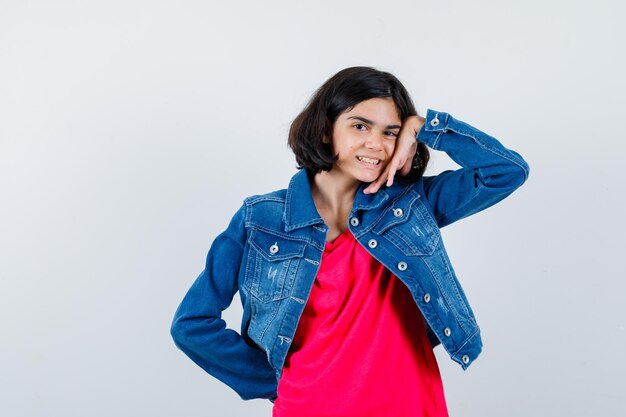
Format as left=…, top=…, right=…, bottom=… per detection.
left=311, top=169, right=360, bottom=215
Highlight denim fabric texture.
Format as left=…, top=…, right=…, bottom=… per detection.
left=170, top=109, right=530, bottom=402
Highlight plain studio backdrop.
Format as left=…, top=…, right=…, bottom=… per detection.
left=1, top=0, right=624, bottom=416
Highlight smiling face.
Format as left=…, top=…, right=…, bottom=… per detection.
left=325, top=97, right=402, bottom=185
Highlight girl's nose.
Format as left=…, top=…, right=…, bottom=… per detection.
left=365, top=132, right=385, bottom=150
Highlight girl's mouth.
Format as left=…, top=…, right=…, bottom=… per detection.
left=356, top=155, right=381, bottom=165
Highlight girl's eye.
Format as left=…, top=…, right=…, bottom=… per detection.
left=353, top=124, right=398, bottom=137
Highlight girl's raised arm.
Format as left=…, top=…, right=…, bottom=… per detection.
left=418, top=109, right=530, bottom=228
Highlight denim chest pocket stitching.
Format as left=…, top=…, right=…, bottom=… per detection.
left=245, top=227, right=307, bottom=303
left=372, top=190, right=441, bottom=256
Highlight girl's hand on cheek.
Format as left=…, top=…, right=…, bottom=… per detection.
left=363, top=115, right=426, bottom=194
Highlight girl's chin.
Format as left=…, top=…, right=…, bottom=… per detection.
left=357, top=163, right=385, bottom=177
left=355, top=171, right=380, bottom=183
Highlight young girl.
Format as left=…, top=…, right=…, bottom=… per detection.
left=170, top=66, right=530, bottom=416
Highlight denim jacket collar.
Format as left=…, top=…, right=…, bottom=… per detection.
left=283, top=169, right=391, bottom=232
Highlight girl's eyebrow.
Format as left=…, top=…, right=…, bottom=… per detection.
left=347, top=116, right=401, bottom=129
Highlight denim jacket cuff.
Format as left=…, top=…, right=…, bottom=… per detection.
left=416, top=109, right=449, bottom=148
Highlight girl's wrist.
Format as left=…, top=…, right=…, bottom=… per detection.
left=407, top=115, right=426, bottom=137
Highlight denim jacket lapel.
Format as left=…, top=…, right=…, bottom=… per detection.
left=283, top=169, right=325, bottom=232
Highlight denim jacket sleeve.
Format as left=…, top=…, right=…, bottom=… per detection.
left=417, top=109, right=530, bottom=228
left=170, top=202, right=277, bottom=401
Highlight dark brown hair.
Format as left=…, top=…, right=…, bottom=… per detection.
left=287, top=66, right=429, bottom=182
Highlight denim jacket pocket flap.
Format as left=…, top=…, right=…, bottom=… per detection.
left=248, top=228, right=307, bottom=262
left=372, top=190, right=440, bottom=256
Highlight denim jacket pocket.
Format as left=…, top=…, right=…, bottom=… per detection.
left=245, top=227, right=307, bottom=302
left=372, top=190, right=441, bottom=256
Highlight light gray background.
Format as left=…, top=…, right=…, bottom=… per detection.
left=1, top=0, right=624, bottom=416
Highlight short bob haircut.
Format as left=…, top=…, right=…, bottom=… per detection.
left=288, top=66, right=429, bottom=182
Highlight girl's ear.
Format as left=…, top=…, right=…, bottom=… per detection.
left=322, top=135, right=330, bottom=144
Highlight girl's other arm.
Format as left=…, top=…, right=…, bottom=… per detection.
left=170, top=203, right=277, bottom=401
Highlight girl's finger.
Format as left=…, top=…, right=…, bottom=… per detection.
left=386, top=158, right=399, bottom=187
left=371, top=166, right=389, bottom=192
left=365, top=162, right=390, bottom=194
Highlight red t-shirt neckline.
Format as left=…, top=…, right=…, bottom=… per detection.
left=324, top=228, right=351, bottom=251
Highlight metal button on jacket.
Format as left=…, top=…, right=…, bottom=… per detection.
left=430, top=115, right=440, bottom=127
left=423, top=293, right=431, bottom=303
left=462, top=355, right=470, bottom=364
left=393, top=208, right=403, bottom=217
left=397, top=261, right=407, bottom=271
left=350, top=217, right=359, bottom=227
left=269, top=243, right=279, bottom=255
left=368, top=239, right=378, bottom=249
left=444, top=327, right=452, bottom=337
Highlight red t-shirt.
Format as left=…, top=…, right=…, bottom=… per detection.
left=272, top=228, right=449, bottom=417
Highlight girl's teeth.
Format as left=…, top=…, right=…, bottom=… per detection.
left=358, top=156, right=379, bottom=164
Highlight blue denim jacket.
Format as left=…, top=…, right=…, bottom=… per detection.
left=170, top=109, right=530, bottom=402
